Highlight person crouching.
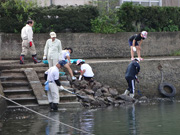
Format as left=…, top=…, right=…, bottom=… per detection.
left=123, top=58, right=140, bottom=98
left=76, top=59, right=94, bottom=82
left=44, top=61, right=65, bottom=111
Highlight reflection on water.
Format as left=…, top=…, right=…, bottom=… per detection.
left=1, top=101, right=180, bottom=135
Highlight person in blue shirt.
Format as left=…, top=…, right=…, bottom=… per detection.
left=123, top=58, right=140, bottom=98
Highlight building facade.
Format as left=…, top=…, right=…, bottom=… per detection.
left=35, top=0, right=180, bottom=7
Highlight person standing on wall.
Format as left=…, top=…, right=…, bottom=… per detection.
left=20, top=20, right=41, bottom=64
left=76, top=59, right=94, bottom=82
left=128, top=31, right=148, bottom=61
left=44, top=61, right=66, bottom=111
left=123, top=58, right=140, bottom=98
left=43, top=32, right=63, bottom=68
left=61, top=48, right=76, bottom=80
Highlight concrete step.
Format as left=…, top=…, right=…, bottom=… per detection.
left=58, top=102, right=82, bottom=108
left=4, top=89, right=33, bottom=93
left=0, top=76, right=27, bottom=81
left=3, top=86, right=31, bottom=90
left=1, top=82, right=29, bottom=87
left=7, top=104, right=39, bottom=109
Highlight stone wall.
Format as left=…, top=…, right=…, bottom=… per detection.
left=83, top=57, right=180, bottom=98
left=0, top=32, right=180, bottom=60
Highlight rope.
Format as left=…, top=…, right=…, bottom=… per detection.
left=157, top=63, right=164, bottom=83
left=0, top=94, right=94, bottom=135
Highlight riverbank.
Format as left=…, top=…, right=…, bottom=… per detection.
left=0, top=56, right=180, bottom=98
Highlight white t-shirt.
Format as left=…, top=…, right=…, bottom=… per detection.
left=45, top=66, right=59, bottom=82
left=62, top=50, right=70, bottom=61
left=81, top=63, right=94, bottom=77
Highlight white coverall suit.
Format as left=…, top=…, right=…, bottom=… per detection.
left=44, top=39, right=62, bottom=68
left=45, top=66, right=60, bottom=103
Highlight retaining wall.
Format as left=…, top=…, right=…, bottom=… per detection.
left=0, top=32, right=180, bottom=60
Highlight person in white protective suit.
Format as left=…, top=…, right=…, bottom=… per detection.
left=43, top=32, right=63, bottom=68
left=44, top=60, right=66, bottom=111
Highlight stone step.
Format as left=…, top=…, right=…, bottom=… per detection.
left=4, top=89, right=33, bottom=93
left=1, top=79, right=28, bottom=83
left=0, top=76, right=27, bottom=81
left=3, top=86, right=31, bottom=90
left=7, top=104, right=39, bottom=109
left=58, top=102, right=82, bottom=108
left=1, top=82, right=29, bottom=87
left=7, top=96, right=36, bottom=100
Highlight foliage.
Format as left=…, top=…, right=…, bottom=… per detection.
left=117, top=2, right=180, bottom=32
left=171, top=50, right=180, bottom=56
left=91, top=0, right=124, bottom=34
left=0, top=1, right=99, bottom=33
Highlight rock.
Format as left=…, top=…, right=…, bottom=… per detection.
left=79, top=80, right=88, bottom=89
left=82, top=95, right=96, bottom=103
left=97, top=98, right=107, bottom=107
left=101, top=87, right=109, bottom=93
left=139, top=96, right=148, bottom=100
left=116, top=94, right=135, bottom=102
left=72, top=80, right=80, bottom=88
left=114, top=100, right=125, bottom=104
left=95, top=89, right=103, bottom=97
left=103, top=93, right=112, bottom=97
left=83, top=89, right=94, bottom=95
left=106, top=97, right=115, bottom=103
left=109, top=88, right=118, bottom=97
left=92, top=81, right=102, bottom=92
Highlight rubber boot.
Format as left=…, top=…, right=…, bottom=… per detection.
left=32, top=54, right=41, bottom=64
left=123, top=90, right=129, bottom=95
left=130, top=93, right=134, bottom=98
left=49, top=102, right=54, bottom=111
left=53, top=103, right=58, bottom=111
left=20, top=55, right=25, bottom=64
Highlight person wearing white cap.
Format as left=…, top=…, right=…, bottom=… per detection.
left=123, top=58, right=140, bottom=98
left=76, top=59, right=94, bottom=82
left=43, top=32, right=63, bottom=68
left=128, top=31, right=148, bottom=61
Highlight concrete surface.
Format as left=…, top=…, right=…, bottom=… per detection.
left=0, top=32, right=180, bottom=60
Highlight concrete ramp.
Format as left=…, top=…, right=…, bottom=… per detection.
left=24, top=68, right=48, bottom=105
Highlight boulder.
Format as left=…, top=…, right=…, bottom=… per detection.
left=83, top=89, right=95, bottom=95
left=109, top=88, right=118, bottom=97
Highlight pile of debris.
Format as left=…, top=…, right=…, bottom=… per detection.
left=71, top=80, right=136, bottom=108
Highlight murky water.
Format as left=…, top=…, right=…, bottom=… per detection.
left=0, top=101, right=180, bottom=135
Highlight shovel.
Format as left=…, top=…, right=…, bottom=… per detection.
left=62, top=88, right=84, bottom=99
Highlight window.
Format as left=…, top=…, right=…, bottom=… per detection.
left=121, top=0, right=162, bottom=6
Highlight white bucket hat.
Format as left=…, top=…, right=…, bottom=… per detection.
left=141, top=31, right=148, bottom=38
left=50, top=32, right=56, bottom=38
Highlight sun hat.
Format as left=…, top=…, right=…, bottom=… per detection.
left=50, top=32, right=56, bottom=38
left=76, top=59, right=83, bottom=65
left=141, top=31, right=148, bottom=38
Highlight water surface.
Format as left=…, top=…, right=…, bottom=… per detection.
left=0, top=101, right=180, bottom=135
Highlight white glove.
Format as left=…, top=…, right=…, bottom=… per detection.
left=133, top=47, right=136, bottom=52
left=59, top=85, right=64, bottom=91
left=79, top=75, right=82, bottom=80
left=43, top=55, right=46, bottom=60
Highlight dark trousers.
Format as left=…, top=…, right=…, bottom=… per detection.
left=126, top=77, right=135, bottom=94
